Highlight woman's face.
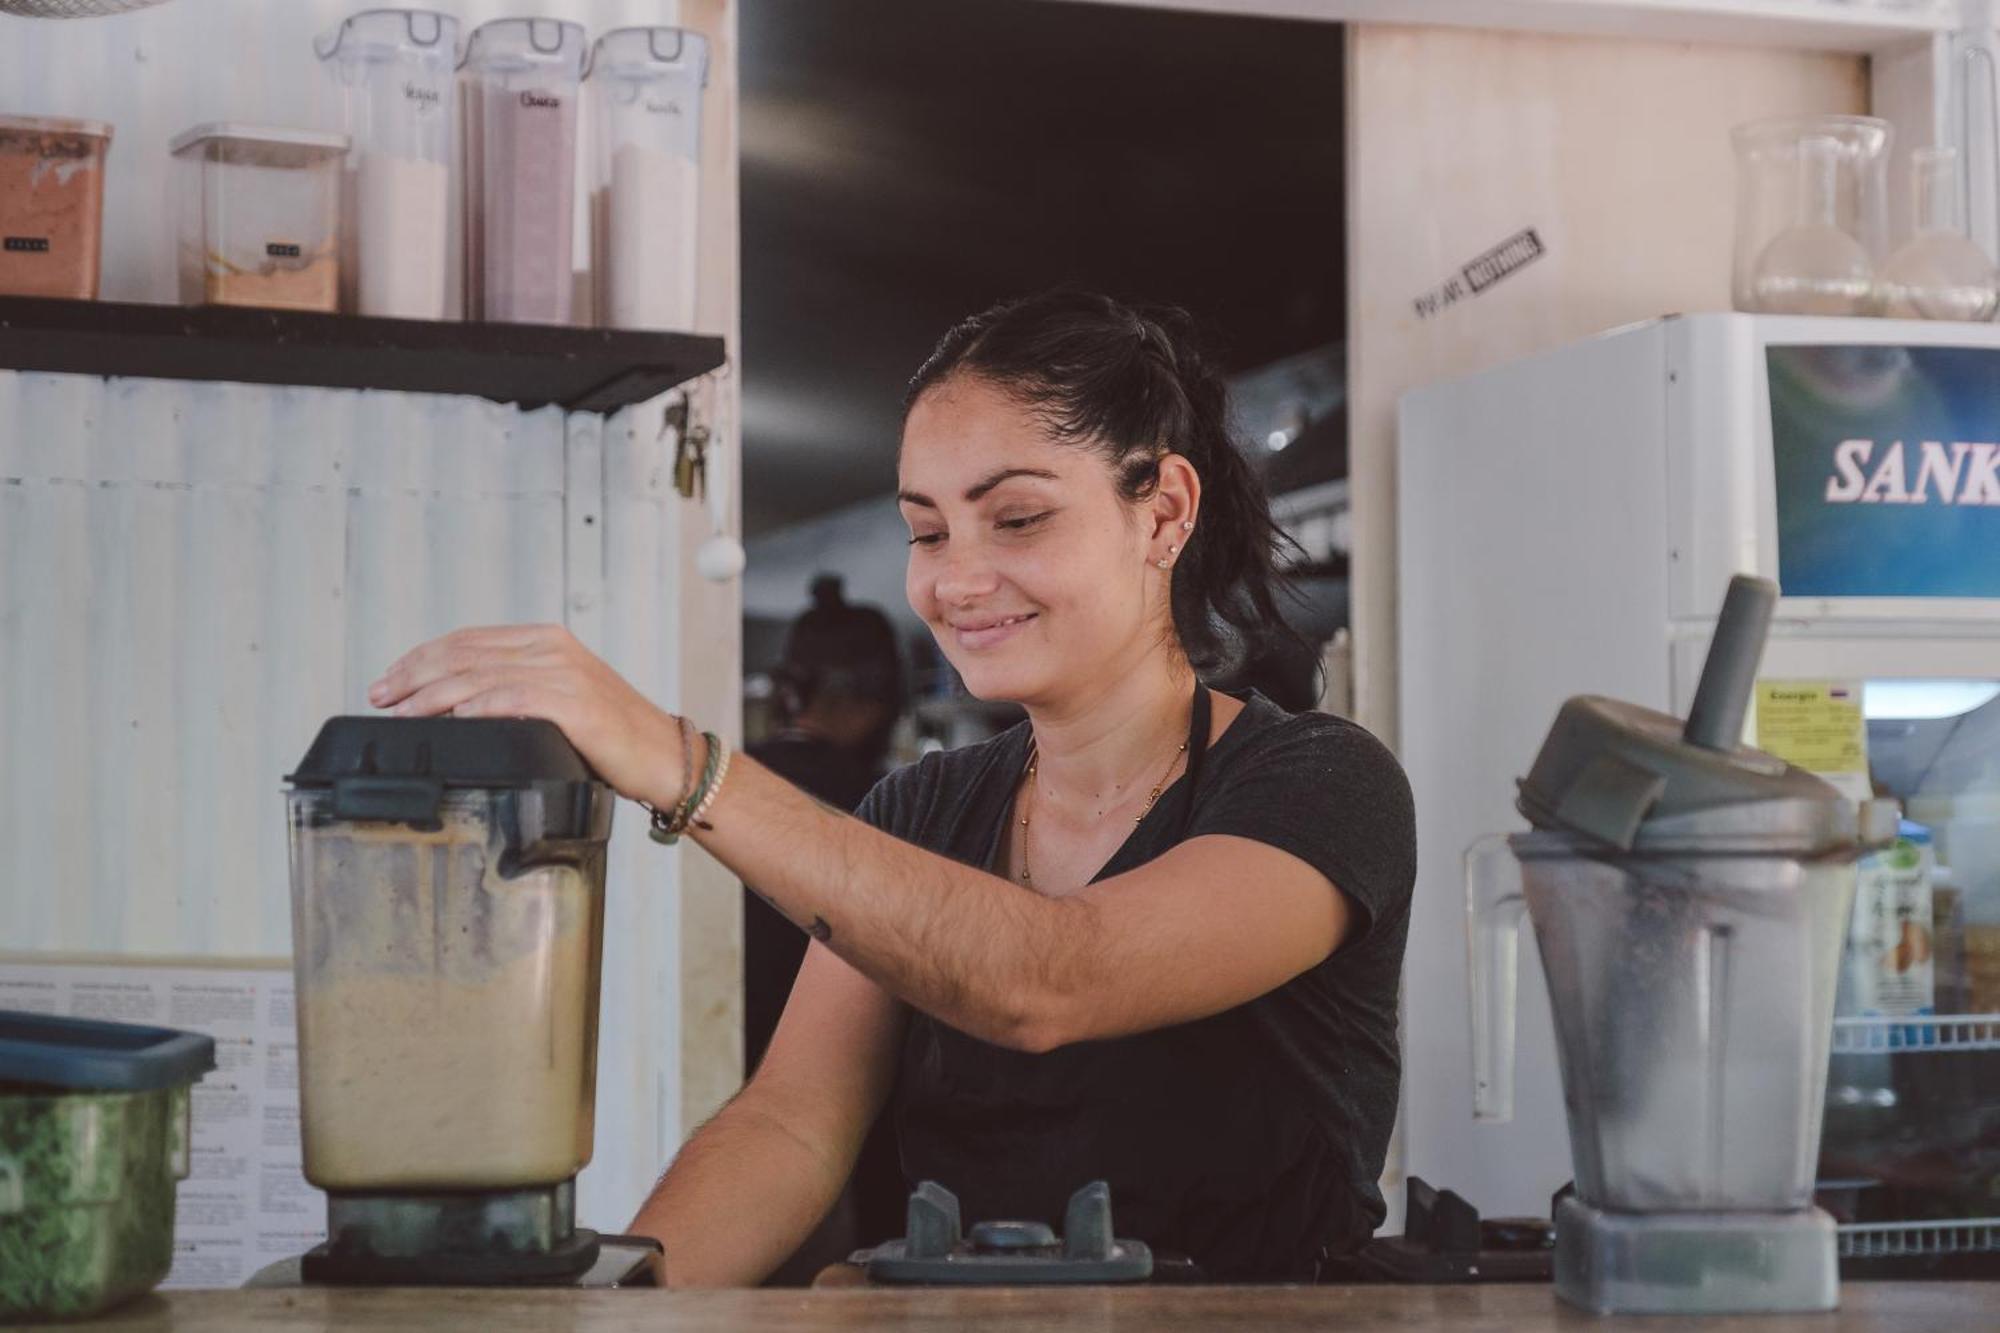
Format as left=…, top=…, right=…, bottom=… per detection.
left=899, top=375, right=1165, bottom=705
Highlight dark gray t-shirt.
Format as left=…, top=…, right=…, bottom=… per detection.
left=855, top=690, right=1416, bottom=1281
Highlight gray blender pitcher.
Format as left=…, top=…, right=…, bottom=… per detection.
left=1465, top=577, right=1894, bottom=1314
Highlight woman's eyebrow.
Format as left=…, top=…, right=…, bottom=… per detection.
left=898, top=467, right=1060, bottom=510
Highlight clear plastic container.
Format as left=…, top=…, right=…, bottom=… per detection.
left=0, top=1013, right=213, bottom=1321
left=315, top=8, right=460, bottom=319
left=1731, top=115, right=1890, bottom=315
left=461, top=17, right=586, bottom=325
left=0, top=115, right=112, bottom=300
left=587, top=26, right=708, bottom=331
left=170, top=123, right=348, bottom=313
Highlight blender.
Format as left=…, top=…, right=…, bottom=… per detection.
left=1466, top=577, right=1895, bottom=1314
left=280, top=716, right=637, bottom=1285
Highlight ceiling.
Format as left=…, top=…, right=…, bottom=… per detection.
left=738, top=0, right=1346, bottom=536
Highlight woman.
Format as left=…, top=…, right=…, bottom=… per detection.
left=369, top=290, right=1416, bottom=1284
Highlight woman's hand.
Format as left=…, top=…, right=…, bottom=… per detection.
left=368, top=624, right=684, bottom=808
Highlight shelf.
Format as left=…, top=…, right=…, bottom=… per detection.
left=1830, top=1013, right=2000, bottom=1054
left=0, top=297, right=727, bottom=415
left=1063, top=0, right=1954, bottom=55
left=1838, top=1217, right=2000, bottom=1259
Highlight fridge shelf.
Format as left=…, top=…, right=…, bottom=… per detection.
left=1830, top=1014, right=2000, bottom=1055
left=1838, top=1217, right=2000, bottom=1260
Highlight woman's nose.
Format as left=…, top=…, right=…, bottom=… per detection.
left=932, top=541, right=1000, bottom=604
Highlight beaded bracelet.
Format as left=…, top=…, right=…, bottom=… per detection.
left=689, top=739, right=733, bottom=832
left=649, top=730, right=723, bottom=846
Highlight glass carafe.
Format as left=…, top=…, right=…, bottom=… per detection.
left=1876, top=147, right=1998, bottom=322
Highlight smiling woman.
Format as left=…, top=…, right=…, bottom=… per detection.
left=369, top=290, right=1415, bottom=1287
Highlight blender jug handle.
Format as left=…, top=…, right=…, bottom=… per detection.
left=1466, top=834, right=1529, bottom=1123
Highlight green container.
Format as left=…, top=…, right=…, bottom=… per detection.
left=0, top=1012, right=214, bottom=1321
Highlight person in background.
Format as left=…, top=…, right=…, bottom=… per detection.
left=744, top=576, right=906, bottom=1281
left=747, top=575, right=904, bottom=1072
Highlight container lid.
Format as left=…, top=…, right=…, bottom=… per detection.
left=0, top=1011, right=216, bottom=1093
left=313, top=7, right=460, bottom=63
left=289, top=716, right=600, bottom=789
left=1515, top=576, right=1885, bottom=855
left=169, top=123, right=349, bottom=162
left=0, top=114, right=113, bottom=141
left=461, top=17, right=587, bottom=76
left=587, top=26, right=710, bottom=88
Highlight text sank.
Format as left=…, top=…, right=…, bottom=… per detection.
left=1823, top=439, right=2000, bottom=506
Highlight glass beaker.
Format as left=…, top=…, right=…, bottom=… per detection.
left=1732, top=115, right=1890, bottom=315
left=1876, top=146, right=1998, bottom=322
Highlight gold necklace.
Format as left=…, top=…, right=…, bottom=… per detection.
left=1016, top=734, right=1189, bottom=886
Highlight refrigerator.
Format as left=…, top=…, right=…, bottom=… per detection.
left=1397, top=312, right=2000, bottom=1269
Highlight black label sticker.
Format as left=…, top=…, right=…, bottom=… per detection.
left=4, top=236, right=51, bottom=253
left=266, top=242, right=303, bottom=259
left=1414, top=226, right=1546, bottom=319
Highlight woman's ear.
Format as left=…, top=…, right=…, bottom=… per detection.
left=1149, top=453, right=1201, bottom=548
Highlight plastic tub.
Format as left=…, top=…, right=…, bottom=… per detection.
left=0, top=115, right=113, bottom=299
left=0, top=1012, right=215, bottom=1321
left=461, top=18, right=586, bottom=325
left=170, top=123, right=348, bottom=312
left=587, top=26, right=708, bottom=330
left=316, top=8, right=460, bottom=319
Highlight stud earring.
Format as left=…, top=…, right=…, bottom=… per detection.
left=1156, top=558, right=1171, bottom=569
left=1180, top=520, right=1194, bottom=531
left=1168, top=543, right=1179, bottom=554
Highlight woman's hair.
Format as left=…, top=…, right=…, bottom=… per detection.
left=904, top=289, right=1303, bottom=674
left=772, top=575, right=905, bottom=735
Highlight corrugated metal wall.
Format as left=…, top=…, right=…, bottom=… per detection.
left=0, top=367, right=690, bottom=1231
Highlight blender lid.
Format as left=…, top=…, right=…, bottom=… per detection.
left=288, top=716, right=601, bottom=790
left=0, top=1011, right=215, bottom=1093
left=1514, top=576, right=1883, bottom=855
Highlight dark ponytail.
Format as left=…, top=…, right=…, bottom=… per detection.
left=904, top=290, right=1304, bottom=675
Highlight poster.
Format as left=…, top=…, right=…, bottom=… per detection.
left=1767, top=343, right=2000, bottom=599
left=0, top=958, right=322, bottom=1288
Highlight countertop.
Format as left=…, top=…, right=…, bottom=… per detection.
left=57, top=1282, right=1993, bottom=1331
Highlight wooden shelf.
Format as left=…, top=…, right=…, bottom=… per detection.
left=1062, top=0, right=1955, bottom=55
left=0, top=297, right=727, bottom=415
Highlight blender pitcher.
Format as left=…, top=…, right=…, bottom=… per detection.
left=1465, top=577, right=1892, bottom=1315
left=285, top=716, right=613, bottom=1283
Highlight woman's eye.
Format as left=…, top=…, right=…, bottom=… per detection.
left=907, top=531, right=945, bottom=547
left=997, top=511, right=1053, bottom=532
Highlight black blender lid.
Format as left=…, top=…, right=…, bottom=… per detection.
left=287, top=717, right=601, bottom=789
left=0, top=1010, right=216, bottom=1093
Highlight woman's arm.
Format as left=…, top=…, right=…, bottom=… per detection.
left=629, top=941, right=905, bottom=1287
left=371, top=625, right=1349, bottom=1052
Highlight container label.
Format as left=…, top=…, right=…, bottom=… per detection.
left=1768, top=344, right=2000, bottom=598
left=3, top=236, right=50, bottom=253
left=1754, top=678, right=1868, bottom=779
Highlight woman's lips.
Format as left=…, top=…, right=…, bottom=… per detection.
left=951, top=612, right=1038, bottom=651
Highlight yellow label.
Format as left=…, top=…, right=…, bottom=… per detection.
left=1755, top=679, right=1868, bottom=775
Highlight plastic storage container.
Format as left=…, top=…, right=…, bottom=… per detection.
left=587, top=26, right=708, bottom=331
left=286, top=717, right=612, bottom=1191
left=315, top=8, right=460, bottom=319
left=171, top=123, right=348, bottom=312
left=461, top=18, right=586, bottom=325
left=0, top=1012, right=215, bottom=1321
left=0, top=115, right=113, bottom=299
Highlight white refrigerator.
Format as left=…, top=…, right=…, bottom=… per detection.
left=1397, top=313, right=2000, bottom=1259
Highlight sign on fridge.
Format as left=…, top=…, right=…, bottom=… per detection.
left=1768, top=344, right=2000, bottom=599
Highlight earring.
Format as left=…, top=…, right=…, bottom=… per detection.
left=1156, top=558, right=1170, bottom=569
left=1168, top=544, right=1179, bottom=554
left=1180, top=521, right=1193, bottom=531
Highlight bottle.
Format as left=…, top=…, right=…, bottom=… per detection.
left=1876, top=146, right=1998, bottom=322
left=1750, top=135, right=1875, bottom=316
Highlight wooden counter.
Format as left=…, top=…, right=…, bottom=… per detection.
left=62, top=1282, right=1989, bottom=1331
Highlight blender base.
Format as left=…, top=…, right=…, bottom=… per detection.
left=1554, top=1196, right=1838, bottom=1315
left=300, top=1180, right=603, bottom=1286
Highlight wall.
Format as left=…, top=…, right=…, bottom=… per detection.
left=1345, top=24, right=1870, bottom=751
left=1, top=0, right=744, bottom=1216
